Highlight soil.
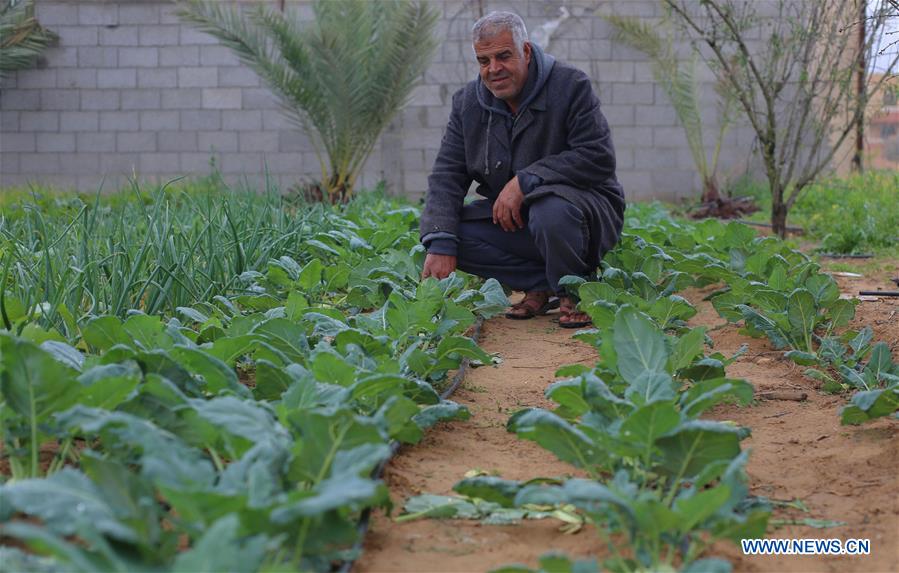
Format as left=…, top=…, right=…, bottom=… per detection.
left=355, top=276, right=899, bottom=573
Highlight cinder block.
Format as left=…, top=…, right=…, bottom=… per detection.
left=117, top=132, right=157, bottom=152
left=634, top=105, right=677, bottom=127
left=158, top=131, right=198, bottom=152
left=0, top=152, right=19, bottom=176
left=198, top=131, right=237, bottom=152
left=278, top=131, right=314, bottom=152
left=78, top=47, right=117, bottom=67
left=137, top=69, right=177, bottom=88
left=652, top=126, right=687, bottom=147
left=60, top=111, right=100, bottom=131
left=98, top=69, right=137, bottom=89
left=220, top=152, right=264, bottom=174
left=601, top=104, right=635, bottom=126
left=35, top=4, right=79, bottom=26
left=80, top=90, right=120, bottom=111
left=119, top=4, right=160, bottom=25
left=570, top=39, right=612, bottom=61
left=37, top=133, right=76, bottom=153
left=178, top=67, right=218, bottom=88
left=403, top=171, right=428, bottom=194
left=59, top=153, right=101, bottom=175
left=40, top=90, right=80, bottom=111
left=0, top=133, right=35, bottom=153
left=410, top=84, right=444, bottom=106
left=635, top=148, right=678, bottom=169
left=44, top=47, right=78, bottom=68
left=180, top=152, right=218, bottom=173
left=617, top=170, right=652, bottom=199
left=79, top=4, right=118, bottom=26
left=257, top=153, right=300, bottom=175
left=21, top=153, right=60, bottom=174
left=403, top=149, right=425, bottom=170
left=262, top=109, right=291, bottom=130
left=425, top=106, right=451, bottom=129
left=160, top=46, right=199, bottom=67
left=181, top=110, right=221, bottom=131
left=403, top=127, right=447, bottom=150
left=179, top=27, right=219, bottom=46
left=239, top=131, right=279, bottom=153
left=99, top=26, right=140, bottom=47
left=139, top=153, right=180, bottom=173
left=138, top=25, right=180, bottom=46
left=1, top=90, right=41, bottom=111
left=54, top=26, right=99, bottom=47
left=202, top=88, right=242, bottom=109
left=57, top=69, right=98, bottom=89
left=593, top=61, right=635, bottom=83
left=612, top=126, right=653, bottom=147
left=159, top=4, right=183, bottom=25
left=19, top=111, right=59, bottom=132
left=99, top=153, right=139, bottom=174
left=118, top=47, right=159, bottom=68
left=651, top=169, right=697, bottom=200
left=614, top=147, right=635, bottom=169
left=223, top=110, right=262, bottom=131
left=77, top=132, right=117, bottom=152
left=200, top=45, right=240, bottom=67
left=243, top=89, right=280, bottom=111
left=140, top=111, right=179, bottom=131
left=0, top=110, right=18, bottom=131
left=611, top=83, right=654, bottom=105
left=121, top=89, right=161, bottom=110
left=16, top=69, right=57, bottom=89
left=161, top=89, right=201, bottom=109
left=100, top=111, right=139, bottom=131
left=218, top=67, right=260, bottom=88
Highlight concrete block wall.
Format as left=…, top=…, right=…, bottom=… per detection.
left=0, top=0, right=765, bottom=201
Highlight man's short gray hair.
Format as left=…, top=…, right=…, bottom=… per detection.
left=472, top=11, right=529, bottom=54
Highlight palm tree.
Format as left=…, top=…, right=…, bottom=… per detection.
left=0, top=0, right=57, bottom=84
left=602, top=10, right=735, bottom=206
left=178, top=0, right=438, bottom=203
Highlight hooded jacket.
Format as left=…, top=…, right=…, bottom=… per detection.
left=419, top=42, right=625, bottom=268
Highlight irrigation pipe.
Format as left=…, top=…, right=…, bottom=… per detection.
left=335, top=316, right=486, bottom=573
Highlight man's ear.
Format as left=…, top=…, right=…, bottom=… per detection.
left=523, top=41, right=532, bottom=64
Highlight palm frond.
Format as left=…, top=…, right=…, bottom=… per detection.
left=0, top=0, right=57, bottom=83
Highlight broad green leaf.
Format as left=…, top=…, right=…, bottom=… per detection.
left=310, top=351, right=357, bottom=386
left=189, top=396, right=289, bottom=454
left=784, top=350, right=819, bottom=366
left=680, top=378, right=754, bottom=418
left=786, top=289, right=817, bottom=338
left=39, top=340, right=84, bottom=371
left=172, top=515, right=267, bottom=573
left=546, top=379, right=590, bottom=419
left=669, top=326, right=707, bottom=372
left=865, top=342, right=895, bottom=381
left=3, top=468, right=138, bottom=542
left=81, top=316, right=133, bottom=352
left=76, top=363, right=142, bottom=410
left=656, top=421, right=743, bottom=479
left=0, top=522, right=114, bottom=573
left=123, top=314, right=171, bottom=351
left=413, top=400, right=470, bottom=430
left=840, top=388, right=899, bottom=425
left=613, top=308, right=669, bottom=383
left=674, top=484, right=731, bottom=532
left=619, top=402, right=680, bottom=449
left=805, top=274, right=840, bottom=306
left=626, top=370, right=676, bottom=405
left=169, top=346, right=247, bottom=398
left=271, top=475, right=387, bottom=522
left=509, top=409, right=600, bottom=469
left=454, top=476, right=523, bottom=508
left=827, top=298, right=856, bottom=328
left=286, top=409, right=383, bottom=483
left=0, top=334, right=79, bottom=425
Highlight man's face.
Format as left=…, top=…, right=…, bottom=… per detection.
left=474, top=30, right=531, bottom=108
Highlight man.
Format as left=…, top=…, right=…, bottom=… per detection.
left=420, top=11, right=625, bottom=328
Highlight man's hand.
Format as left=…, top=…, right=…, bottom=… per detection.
left=422, top=253, right=457, bottom=280
left=493, top=176, right=525, bottom=232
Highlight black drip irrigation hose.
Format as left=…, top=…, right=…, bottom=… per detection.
left=334, top=316, right=486, bottom=573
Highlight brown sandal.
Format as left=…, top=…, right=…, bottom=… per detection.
left=558, top=296, right=592, bottom=329
left=505, top=291, right=560, bottom=320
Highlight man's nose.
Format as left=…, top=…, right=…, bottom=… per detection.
left=487, top=58, right=502, bottom=74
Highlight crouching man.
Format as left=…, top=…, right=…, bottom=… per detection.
left=419, top=11, right=625, bottom=328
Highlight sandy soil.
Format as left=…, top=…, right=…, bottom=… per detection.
left=356, top=274, right=899, bottom=573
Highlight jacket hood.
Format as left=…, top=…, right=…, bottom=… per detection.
left=475, top=41, right=555, bottom=117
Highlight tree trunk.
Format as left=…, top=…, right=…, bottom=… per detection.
left=700, top=176, right=721, bottom=203
left=771, top=199, right=788, bottom=238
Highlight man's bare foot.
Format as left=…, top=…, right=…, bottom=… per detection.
left=558, top=296, right=591, bottom=328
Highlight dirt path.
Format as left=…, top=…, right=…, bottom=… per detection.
left=356, top=285, right=899, bottom=573
left=356, top=310, right=604, bottom=572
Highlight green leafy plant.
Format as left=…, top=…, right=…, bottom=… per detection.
left=177, top=0, right=438, bottom=203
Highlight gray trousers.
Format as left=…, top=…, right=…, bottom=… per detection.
left=457, top=194, right=591, bottom=294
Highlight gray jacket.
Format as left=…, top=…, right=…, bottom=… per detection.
left=419, top=43, right=625, bottom=267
